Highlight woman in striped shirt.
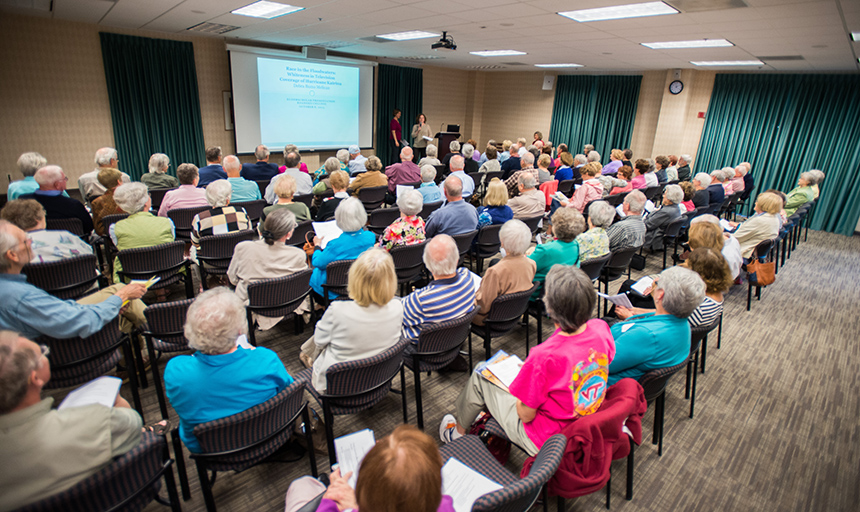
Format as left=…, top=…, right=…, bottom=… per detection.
left=684, top=247, right=733, bottom=328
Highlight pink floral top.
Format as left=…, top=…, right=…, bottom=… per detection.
left=382, top=215, right=426, bottom=250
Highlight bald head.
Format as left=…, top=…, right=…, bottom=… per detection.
left=400, top=146, right=414, bottom=161
left=222, top=155, right=241, bottom=177
left=423, top=234, right=459, bottom=278
left=443, top=175, right=463, bottom=201
left=450, top=155, right=465, bottom=172
left=33, top=165, right=67, bottom=191
left=0, top=331, right=43, bottom=413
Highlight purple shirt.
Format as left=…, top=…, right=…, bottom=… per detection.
left=158, top=185, right=209, bottom=216
left=390, top=118, right=402, bottom=142
left=384, top=161, right=421, bottom=192
left=602, top=160, right=623, bottom=174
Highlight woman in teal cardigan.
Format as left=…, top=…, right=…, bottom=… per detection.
left=111, top=182, right=175, bottom=283
left=783, top=171, right=816, bottom=216
left=309, top=197, right=375, bottom=301
left=528, top=207, right=585, bottom=299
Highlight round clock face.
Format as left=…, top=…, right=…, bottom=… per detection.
left=669, top=80, right=684, bottom=95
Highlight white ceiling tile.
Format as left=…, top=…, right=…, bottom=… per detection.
left=100, top=0, right=184, bottom=29
left=52, top=0, right=114, bottom=24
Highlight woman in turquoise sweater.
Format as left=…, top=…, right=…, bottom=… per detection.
left=110, top=182, right=175, bottom=283
left=528, top=207, right=585, bottom=299
left=310, top=197, right=375, bottom=301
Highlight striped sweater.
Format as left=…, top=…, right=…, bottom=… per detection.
left=401, top=267, right=477, bottom=341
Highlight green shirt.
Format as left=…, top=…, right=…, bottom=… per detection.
left=112, top=211, right=175, bottom=282
left=262, top=202, right=311, bottom=222
left=141, top=173, right=179, bottom=190
left=528, top=239, right=580, bottom=297
left=784, top=185, right=814, bottom=216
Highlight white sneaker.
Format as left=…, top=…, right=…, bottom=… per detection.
left=439, top=414, right=462, bottom=444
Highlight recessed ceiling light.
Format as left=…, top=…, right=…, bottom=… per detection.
left=231, top=1, right=304, bottom=19
left=690, top=60, right=764, bottom=66
left=642, top=39, right=733, bottom=49
left=535, top=63, right=584, bottom=68
left=470, top=50, right=527, bottom=57
left=376, top=30, right=440, bottom=41
left=558, top=1, right=678, bottom=23
left=852, top=32, right=860, bottom=41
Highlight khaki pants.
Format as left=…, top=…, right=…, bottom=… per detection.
left=76, top=284, right=146, bottom=334
left=455, top=370, right=540, bottom=456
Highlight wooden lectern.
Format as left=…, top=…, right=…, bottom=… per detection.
left=435, top=131, right=461, bottom=160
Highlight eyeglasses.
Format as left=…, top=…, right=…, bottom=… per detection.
left=39, top=344, right=50, bottom=358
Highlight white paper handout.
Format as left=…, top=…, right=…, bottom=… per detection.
left=334, top=429, right=376, bottom=489
left=470, top=271, right=482, bottom=291
left=58, top=376, right=122, bottom=411
left=442, top=457, right=503, bottom=512
left=236, top=334, right=254, bottom=350
left=312, top=220, right=344, bottom=250
left=631, top=276, right=654, bottom=296
left=486, top=354, right=524, bottom=390
left=597, top=292, right=633, bottom=309
left=422, top=136, right=434, bottom=142
left=396, top=184, right=413, bottom=199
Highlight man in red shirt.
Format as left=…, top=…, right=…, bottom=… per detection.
left=384, top=147, right=421, bottom=204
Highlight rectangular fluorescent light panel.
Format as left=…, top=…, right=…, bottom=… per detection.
left=642, top=39, right=733, bottom=49
left=232, top=1, right=304, bottom=19
left=558, top=1, right=678, bottom=22
left=470, top=50, right=527, bottom=57
left=376, top=31, right=440, bottom=41
left=535, top=63, right=584, bottom=68
left=691, top=60, right=763, bottom=66
left=852, top=32, right=860, bottom=41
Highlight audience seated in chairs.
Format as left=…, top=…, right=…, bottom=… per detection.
left=535, top=154, right=554, bottom=184
left=165, top=288, right=293, bottom=453
left=448, top=155, right=476, bottom=199
left=227, top=209, right=309, bottom=330
left=558, top=161, right=603, bottom=213
left=402, top=234, right=477, bottom=342
left=223, top=155, right=263, bottom=203
left=299, top=249, right=403, bottom=392
left=607, top=266, right=704, bottom=385
left=597, top=170, right=628, bottom=198
left=727, top=192, right=782, bottom=260
left=731, top=165, right=747, bottom=193
left=0, top=219, right=146, bottom=339
left=197, top=146, right=227, bottom=188
left=477, top=178, right=514, bottom=226
left=784, top=171, right=816, bottom=216
left=692, top=173, right=712, bottom=209
left=530, top=208, right=586, bottom=298
left=629, top=159, right=651, bottom=190
left=441, top=265, right=615, bottom=457
left=503, top=152, right=537, bottom=198
left=690, top=215, right=743, bottom=280
left=1, top=199, right=93, bottom=263
left=111, top=182, right=176, bottom=283
left=20, top=165, right=94, bottom=236
left=506, top=173, right=545, bottom=221
left=263, top=174, right=311, bottom=223
left=478, top=145, right=500, bottom=175
left=265, top=149, right=313, bottom=203
left=417, top=165, right=443, bottom=204
left=91, top=168, right=126, bottom=236
left=78, top=147, right=132, bottom=203
left=642, top=184, right=683, bottom=252
left=310, top=197, right=375, bottom=302
left=349, top=156, right=388, bottom=196
left=315, top=170, right=350, bottom=222
left=474, top=220, right=535, bottom=326
left=0, top=330, right=143, bottom=510
left=576, top=201, right=613, bottom=261
left=141, top=153, right=178, bottom=190
left=417, top=143, right=441, bottom=168
left=157, top=163, right=208, bottom=217
left=609, top=165, right=634, bottom=196
left=190, top=179, right=251, bottom=256
left=380, top=189, right=425, bottom=250
left=311, top=157, right=343, bottom=203
left=808, top=170, right=825, bottom=199
left=606, top=190, right=646, bottom=252
left=717, top=167, right=735, bottom=197
left=285, top=425, right=456, bottom=512
left=424, top=176, right=479, bottom=238
left=679, top=181, right=697, bottom=213
left=8, top=152, right=49, bottom=201
left=384, top=146, right=422, bottom=204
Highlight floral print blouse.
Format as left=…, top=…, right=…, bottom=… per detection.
left=382, top=215, right=426, bottom=250
left=576, top=227, right=610, bottom=262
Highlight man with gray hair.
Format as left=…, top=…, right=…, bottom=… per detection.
left=677, top=154, right=692, bottom=181
left=347, top=145, right=367, bottom=176
left=241, top=144, right=279, bottom=181
left=504, top=153, right=538, bottom=197
left=692, top=172, right=712, bottom=208
left=20, top=165, right=94, bottom=235
left=8, top=152, right=61, bottom=201
left=223, top=155, right=262, bottom=202
left=78, top=147, right=132, bottom=202
left=265, top=151, right=312, bottom=203
left=642, top=184, right=683, bottom=251
left=606, top=189, right=647, bottom=251
left=506, top=172, right=545, bottom=219
left=587, top=151, right=601, bottom=164
left=384, top=146, right=421, bottom=203
left=448, top=155, right=475, bottom=198
left=0, top=331, right=143, bottom=510
left=608, top=265, right=705, bottom=384
left=424, top=176, right=478, bottom=237
left=401, top=234, right=477, bottom=342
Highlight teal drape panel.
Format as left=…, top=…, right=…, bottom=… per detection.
left=376, top=64, right=423, bottom=166
left=100, top=33, right=205, bottom=181
left=549, top=75, right=641, bottom=159
left=695, top=74, right=860, bottom=236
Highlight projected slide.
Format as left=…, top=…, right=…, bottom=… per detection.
left=258, top=57, right=359, bottom=148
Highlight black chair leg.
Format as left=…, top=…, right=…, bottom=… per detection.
left=657, top=393, right=665, bottom=456
left=130, top=331, right=148, bottom=389
left=606, top=475, right=611, bottom=509
left=198, top=265, right=208, bottom=291
left=690, top=350, right=699, bottom=419
left=163, top=459, right=182, bottom=512
left=413, top=362, right=424, bottom=430
left=700, top=334, right=708, bottom=374
left=171, top=429, right=191, bottom=500
left=183, top=264, right=194, bottom=299
left=747, top=282, right=752, bottom=311
left=536, top=307, right=543, bottom=345
left=400, top=366, right=408, bottom=424
left=196, top=462, right=217, bottom=512
left=324, top=402, right=337, bottom=467
left=483, top=329, right=491, bottom=361
left=557, top=496, right=565, bottom=512
left=685, top=356, right=693, bottom=399
left=301, top=405, right=319, bottom=477
left=626, top=437, right=634, bottom=500
left=122, top=337, right=144, bottom=422
left=246, top=310, right=257, bottom=347
left=467, top=331, right=473, bottom=369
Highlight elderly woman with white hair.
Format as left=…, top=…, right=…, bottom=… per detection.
left=190, top=179, right=251, bottom=248
left=642, top=184, right=683, bottom=251
left=380, top=189, right=426, bottom=250
left=784, top=171, right=816, bottom=215
left=418, top=144, right=442, bottom=168
left=808, top=169, right=824, bottom=199
left=301, top=248, right=403, bottom=391
left=309, top=197, right=376, bottom=301
left=110, top=182, right=175, bottom=283
left=607, top=265, right=705, bottom=385
left=442, top=140, right=462, bottom=173
left=418, top=165, right=443, bottom=204
left=312, top=157, right=345, bottom=197
left=576, top=201, right=614, bottom=261
left=141, top=153, right=179, bottom=190
left=717, top=167, right=735, bottom=196
left=165, top=287, right=293, bottom=453
left=461, top=143, right=479, bottom=173
left=473, top=220, right=536, bottom=325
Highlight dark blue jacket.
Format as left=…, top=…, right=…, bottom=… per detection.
left=240, top=161, right=278, bottom=182
left=197, top=164, right=227, bottom=187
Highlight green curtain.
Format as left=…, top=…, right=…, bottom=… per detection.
left=376, top=64, right=423, bottom=166
left=695, top=74, right=860, bottom=236
left=100, top=33, right=205, bottom=181
left=549, top=75, right=641, bottom=159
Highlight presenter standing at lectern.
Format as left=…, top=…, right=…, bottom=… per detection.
left=411, top=113, right=433, bottom=163
left=390, top=109, right=403, bottom=165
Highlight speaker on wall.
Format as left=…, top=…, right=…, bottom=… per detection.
left=542, top=75, right=555, bottom=91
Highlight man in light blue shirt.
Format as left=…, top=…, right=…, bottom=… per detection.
left=8, top=152, right=69, bottom=200
left=424, top=175, right=478, bottom=238
left=222, top=155, right=261, bottom=203
left=347, top=145, right=368, bottom=176
left=448, top=155, right=475, bottom=199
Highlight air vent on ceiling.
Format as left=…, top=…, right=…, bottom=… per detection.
left=501, top=62, right=528, bottom=66
left=664, top=0, right=747, bottom=13
left=466, top=65, right=507, bottom=70
left=187, top=22, right=240, bottom=34
left=757, top=55, right=805, bottom=61
left=398, top=55, right=446, bottom=60
left=315, top=41, right=357, bottom=49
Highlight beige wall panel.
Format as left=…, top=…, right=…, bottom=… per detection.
left=479, top=72, right=555, bottom=147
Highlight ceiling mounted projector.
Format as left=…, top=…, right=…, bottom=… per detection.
left=432, top=32, right=457, bottom=51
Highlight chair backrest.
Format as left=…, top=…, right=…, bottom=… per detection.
left=485, top=283, right=539, bottom=333
left=520, top=216, right=543, bottom=235
left=637, top=360, right=688, bottom=403
left=663, top=216, right=686, bottom=238
left=485, top=171, right=503, bottom=183
left=451, top=230, right=478, bottom=258
left=390, top=241, right=427, bottom=283
left=232, top=200, right=267, bottom=223
left=419, top=200, right=443, bottom=221
left=644, top=186, right=662, bottom=202
left=579, top=252, right=611, bottom=281
left=197, top=229, right=257, bottom=269
left=690, top=316, right=720, bottom=354
left=433, top=165, right=447, bottom=182
left=752, top=238, right=775, bottom=261
left=37, top=317, right=124, bottom=388
left=357, top=185, right=388, bottom=211
left=147, top=188, right=174, bottom=211
left=602, top=245, right=640, bottom=278
left=368, top=207, right=402, bottom=234
left=558, top=179, right=575, bottom=196
left=102, top=213, right=130, bottom=242
left=474, top=224, right=502, bottom=257
left=293, top=193, right=314, bottom=209
left=192, top=378, right=307, bottom=472
left=167, top=206, right=209, bottom=241
left=143, top=299, right=194, bottom=353
left=467, top=172, right=482, bottom=188
left=323, top=259, right=355, bottom=297
left=412, top=309, right=478, bottom=369
left=23, top=254, right=99, bottom=300
left=246, top=269, right=313, bottom=318
left=285, top=220, right=314, bottom=248
left=323, top=339, right=410, bottom=413
left=605, top=193, right=627, bottom=207
left=117, top=241, right=188, bottom=283
left=17, top=432, right=170, bottom=512
left=255, top=180, right=269, bottom=197
left=45, top=217, right=85, bottom=236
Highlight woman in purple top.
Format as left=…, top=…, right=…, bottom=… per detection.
left=390, top=108, right=402, bottom=165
